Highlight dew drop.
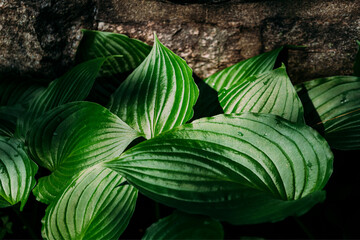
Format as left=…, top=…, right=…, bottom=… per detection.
left=237, top=131, right=244, bottom=136
left=340, top=97, right=348, bottom=104
left=306, top=161, right=313, bottom=169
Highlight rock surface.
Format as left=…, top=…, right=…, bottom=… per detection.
left=1, top=0, right=360, bottom=82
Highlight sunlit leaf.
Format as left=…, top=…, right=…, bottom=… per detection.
left=0, top=137, right=38, bottom=210
left=219, top=65, right=304, bottom=123
left=109, top=34, right=199, bottom=139
left=204, top=47, right=283, bottom=92
left=142, top=210, right=224, bottom=240
left=107, top=113, right=333, bottom=224
left=27, top=101, right=140, bottom=203
left=75, top=30, right=152, bottom=105
left=42, top=166, right=137, bottom=240
left=296, top=76, right=360, bottom=150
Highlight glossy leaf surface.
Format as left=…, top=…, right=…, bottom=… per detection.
left=142, top=210, right=224, bottom=240
left=42, top=166, right=137, bottom=240
left=204, top=47, right=283, bottom=92
left=109, top=35, right=199, bottom=139
left=296, top=76, right=360, bottom=150
left=27, top=102, right=140, bottom=203
left=0, top=137, right=38, bottom=210
left=219, top=65, right=304, bottom=123
left=108, top=113, right=333, bottom=224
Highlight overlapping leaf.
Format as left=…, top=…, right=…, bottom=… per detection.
left=27, top=101, right=140, bottom=203
left=142, top=210, right=224, bottom=240
left=42, top=166, right=137, bottom=240
left=296, top=76, right=360, bottom=150
left=17, top=58, right=107, bottom=138
left=204, top=47, right=283, bottom=92
left=107, top=113, right=333, bottom=224
left=109, top=35, right=199, bottom=139
left=75, top=30, right=151, bottom=76
left=0, top=137, right=38, bottom=210
left=75, top=30, right=152, bottom=105
left=0, top=78, right=45, bottom=107
left=0, top=106, right=23, bottom=137
left=219, top=65, right=304, bottom=123
left=354, top=40, right=360, bottom=76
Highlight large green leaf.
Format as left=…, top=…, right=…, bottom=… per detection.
left=27, top=101, right=140, bottom=203
left=0, top=136, right=38, bottom=210
left=42, top=166, right=137, bottom=240
left=75, top=30, right=152, bottom=105
left=354, top=40, right=360, bottom=76
left=142, top=210, right=224, bottom=240
left=107, top=113, right=333, bottom=224
left=219, top=65, right=304, bottom=123
left=17, top=58, right=107, bottom=138
left=109, top=34, right=199, bottom=139
left=296, top=76, right=360, bottom=150
left=204, top=47, right=283, bottom=92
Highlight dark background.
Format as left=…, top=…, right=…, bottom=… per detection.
left=1, top=0, right=360, bottom=239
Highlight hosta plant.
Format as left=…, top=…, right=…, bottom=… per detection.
left=0, top=30, right=360, bottom=239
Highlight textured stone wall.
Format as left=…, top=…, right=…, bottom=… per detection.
left=1, top=0, right=360, bottom=83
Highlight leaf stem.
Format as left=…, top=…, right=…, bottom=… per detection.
left=293, top=216, right=315, bottom=239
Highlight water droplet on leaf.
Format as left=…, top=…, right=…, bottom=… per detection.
left=340, top=98, right=348, bottom=104
left=306, top=162, right=313, bottom=169
left=237, top=131, right=244, bottom=136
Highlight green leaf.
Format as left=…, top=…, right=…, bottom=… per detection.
left=109, top=34, right=199, bottom=139
left=354, top=40, right=360, bottom=76
left=296, top=76, right=360, bottom=150
left=0, top=106, right=24, bottom=137
left=75, top=30, right=152, bottom=105
left=17, top=58, right=107, bottom=138
left=42, top=166, right=137, bottom=240
left=204, top=47, right=283, bottom=92
left=107, top=113, right=333, bottom=224
left=219, top=65, right=304, bottom=123
left=142, top=210, right=224, bottom=240
left=0, top=77, right=45, bottom=107
left=75, top=30, right=151, bottom=76
left=0, top=136, right=38, bottom=210
left=27, top=101, right=140, bottom=203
